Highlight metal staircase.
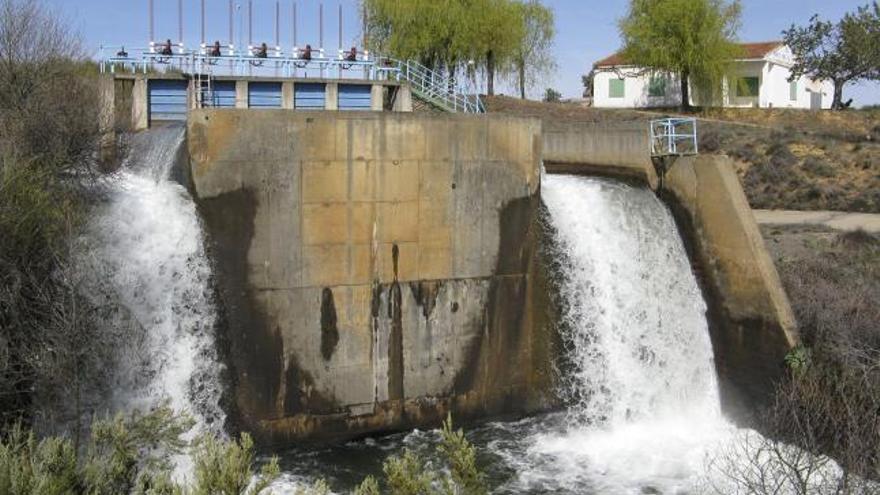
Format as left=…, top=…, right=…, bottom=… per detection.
left=388, top=59, right=484, bottom=114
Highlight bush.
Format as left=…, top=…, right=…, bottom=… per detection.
left=709, top=232, right=880, bottom=494
left=0, top=0, right=104, bottom=429
left=729, top=143, right=762, bottom=164
left=0, top=407, right=286, bottom=495
left=191, top=433, right=279, bottom=495
left=765, top=142, right=798, bottom=168
left=699, top=129, right=722, bottom=153
left=543, top=88, right=562, bottom=103
left=802, top=156, right=836, bottom=178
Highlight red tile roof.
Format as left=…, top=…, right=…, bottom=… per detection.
left=593, top=41, right=784, bottom=68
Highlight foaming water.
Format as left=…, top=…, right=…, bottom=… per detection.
left=504, top=175, right=730, bottom=492
left=81, top=125, right=225, bottom=478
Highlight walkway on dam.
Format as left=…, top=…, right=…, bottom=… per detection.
left=754, top=209, right=880, bottom=233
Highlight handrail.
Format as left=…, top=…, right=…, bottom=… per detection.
left=650, top=117, right=698, bottom=156
left=98, top=45, right=485, bottom=113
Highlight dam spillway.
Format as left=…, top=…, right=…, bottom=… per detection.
left=78, top=107, right=804, bottom=490
left=180, top=109, right=798, bottom=445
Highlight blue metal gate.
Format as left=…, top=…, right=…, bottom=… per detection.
left=338, top=84, right=372, bottom=111
left=249, top=82, right=283, bottom=108
left=295, top=83, right=326, bottom=109
left=210, top=81, right=237, bottom=108
left=148, top=79, right=188, bottom=121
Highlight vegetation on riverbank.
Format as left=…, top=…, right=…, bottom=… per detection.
left=0, top=0, right=106, bottom=429
left=0, top=410, right=487, bottom=495
left=717, top=226, right=880, bottom=494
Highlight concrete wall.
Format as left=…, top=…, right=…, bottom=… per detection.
left=542, top=121, right=658, bottom=188
left=660, top=154, right=799, bottom=420
left=187, top=110, right=557, bottom=444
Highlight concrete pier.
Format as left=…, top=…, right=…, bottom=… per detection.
left=187, top=111, right=557, bottom=444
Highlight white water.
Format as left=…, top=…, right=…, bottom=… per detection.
left=80, top=125, right=225, bottom=479
left=521, top=175, right=734, bottom=493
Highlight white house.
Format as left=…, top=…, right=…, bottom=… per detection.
left=591, top=42, right=834, bottom=110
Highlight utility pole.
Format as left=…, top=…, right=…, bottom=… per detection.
left=178, top=0, right=183, bottom=43
left=292, top=1, right=297, bottom=47
left=275, top=1, right=280, bottom=47
left=319, top=2, right=324, bottom=49
left=338, top=3, right=342, bottom=50
left=248, top=0, right=253, bottom=46
left=201, top=0, right=206, bottom=45
left=148, top=0, right=154, bottom=42
left=229, top=0, right=234, bottom=48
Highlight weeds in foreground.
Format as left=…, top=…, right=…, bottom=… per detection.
left=0, top=409, right=487, bottom=495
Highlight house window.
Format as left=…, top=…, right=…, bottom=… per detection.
left=609, top=79, right=625, bottom=98
left=790, top=80, right=798, bottom=101
left=648, top=77, right=666, bottom=97
left=735, top=77, right=759, bottom=97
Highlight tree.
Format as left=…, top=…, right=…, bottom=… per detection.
left=543, top=88, right=562, bottom=102
left=0, top=0, right=103, bottom=431
left=510, top=1, right=555, bottom=99
left=361, top=0, right=463, bottom=71
left=618, top=0, right=743, bottom=110
left=362, top=0, right=555, bottom=97
left=783, top=3, right=880, bottom=110
left=581, top=71, right=594, bottom=98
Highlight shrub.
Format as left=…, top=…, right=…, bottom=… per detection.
left=709, top=231, right=880, bottom=493
left=729, top=143, right=762, bottom=164
left=699, top=129, right=722, bottom=153
left=191, top=433, right=279, bottom=495
left=802, top=156, right=836, bottom=178
left=766, top=142, right=798, bottom=168
left=0, top=407, right=289, bottom=495
left=543, top=88, right=562, bottom=103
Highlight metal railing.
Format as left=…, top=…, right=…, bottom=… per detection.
left=99, top=45, right=389, bottom=80
left=650, top=118, right=698, bottom=156
left=98, top=45, right=485, bottom=113
left=389, top=59, right=484, bottom=113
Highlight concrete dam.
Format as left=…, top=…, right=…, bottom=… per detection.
left=178, top=108, right=798, bottom=446
left=99, top=79, right=799, bottom=488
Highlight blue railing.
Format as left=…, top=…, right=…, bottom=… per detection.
left=98, top=44, right=485, bottom=114
left=650, top=118, right=698, bottom=156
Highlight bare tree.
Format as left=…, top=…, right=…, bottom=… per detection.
left=0, top=0, right=105, bottom=431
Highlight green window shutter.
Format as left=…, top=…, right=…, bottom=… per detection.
left=736, top=77, right=759, bottom=97
left=609, top=79, right=625, bottom=98
left=648, top=77, right=666, bottom=97
left=790, top=80, right=798, bottom=101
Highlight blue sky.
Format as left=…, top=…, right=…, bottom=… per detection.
left=49, top=0, right=879, bottom=105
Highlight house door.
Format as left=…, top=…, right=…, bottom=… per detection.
left=810, top=91, right=822, bottom=110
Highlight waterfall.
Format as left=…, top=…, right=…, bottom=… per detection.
left=522, top=175, right=732, bottom=493
left=79, top=124, right=225, bottom=478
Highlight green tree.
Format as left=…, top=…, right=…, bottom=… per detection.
left=510, top=1, right=555, bottom=99
left=469, top=0, right=524, bottom=96
left=362, top=0, right=554, bottom=97
left=362, top=0, right=464, bottom=71
left=543, top=88, right=562, bottom=102
left=618, top=0, right=743, bottom=110
left=783, top=3, right=880, bottom=110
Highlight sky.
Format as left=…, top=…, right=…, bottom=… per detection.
left=47, top=0, right=880, bottom=106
